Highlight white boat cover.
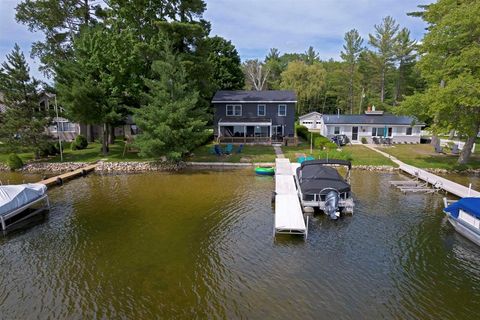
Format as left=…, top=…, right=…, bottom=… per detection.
left=0, top=184, right=47, bottom=216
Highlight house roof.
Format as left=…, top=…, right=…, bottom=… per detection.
left=212, top=90, right=297, bottom=103
left=299, top=111, right=322, bottom=120
left=322, top=114, right=425, bottom=126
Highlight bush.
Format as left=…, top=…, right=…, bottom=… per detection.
left=296, top=124, right=336, bottom=149
left=38, top=141, right=59, bottom=157
left=7, top=153, right=23, bottom=170
left=295, top=124, right=310, bottom=141
left=361, top=137, right=368, bottom=144
left=71, top=134, right=88, bottom=150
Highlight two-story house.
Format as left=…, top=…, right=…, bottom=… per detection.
left=212, top=90, right=297, bottom=144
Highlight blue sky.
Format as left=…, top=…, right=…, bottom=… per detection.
left=0, top=0, right=431, bottom=82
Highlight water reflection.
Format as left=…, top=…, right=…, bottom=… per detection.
left=0, top=170, right=479, bottom=319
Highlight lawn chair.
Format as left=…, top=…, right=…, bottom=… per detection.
left=225, top=144, right=233, bottom=155
left=434, top=144, right=444, bottom=154
left=214, top=144, right=223, bottom=156
left=451, top=144, right=460, bottom=155
left=373, top=137, right=380, bottom=145
left=236, top=144, right=244, bottom=154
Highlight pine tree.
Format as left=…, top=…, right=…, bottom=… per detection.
left=340, top=29, right=364, bottom=113
left=369, top=16, right=400, bottom=104
left=0, top=44, right=50, bottom=157
left=133, top=42, right=209, bottom=161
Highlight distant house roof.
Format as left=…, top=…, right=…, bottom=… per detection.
left=299, top=111, right=322, bottom=120
left=212, top=90, right=297, bottom=103
left=322, top=114, right=424, bottom=126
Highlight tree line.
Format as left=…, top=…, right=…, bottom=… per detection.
left=242, top=15, right=420, bottom=116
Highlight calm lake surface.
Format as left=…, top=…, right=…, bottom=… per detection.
left=0, top=169, right=479, bottom=319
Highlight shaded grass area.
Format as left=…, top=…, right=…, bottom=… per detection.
left=379, top=144, right=480, bottom=170
left=283, top=144, right=397, bottom=167
left=0, top=140, right=153, bottom=164
left=188, top=143, right=277, bottom=163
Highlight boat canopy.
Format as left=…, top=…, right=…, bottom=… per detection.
left=444, top=197, right=480, bottom=219
left=296, top=166, right=351, bottom=194
left=300, top=159, right=352, bottom=170
left=0, top=184, right=47, bottom=216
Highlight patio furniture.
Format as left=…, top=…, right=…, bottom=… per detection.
left=214, top=144, right=223, bottom=156
left=372, top=137, right=380, bottom=145
left=236, top=144, right=244, bottom=154
left=225, top=144, right=233, bottom=155
left=451, top=144, right=460, bottom=155
left=434, top=144, right=444, bottom=154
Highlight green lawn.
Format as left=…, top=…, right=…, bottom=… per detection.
left=283, top=144, right=397, bottom=167
left=0, top=140, right=154, bottom=164
left=378, top=144, right=480, bottom=170
left=188, top=143, right=277, bottom=163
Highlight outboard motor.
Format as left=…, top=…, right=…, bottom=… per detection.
left=324, top=190, right=340, bottom=220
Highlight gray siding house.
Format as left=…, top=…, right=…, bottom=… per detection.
left=212, top=90, right=296, bottom=143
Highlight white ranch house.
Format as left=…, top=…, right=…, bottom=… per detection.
left=300, top=110, right=425, bottom=144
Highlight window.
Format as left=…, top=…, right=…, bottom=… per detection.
left=278, top=104, right=287, bottom=116
left=334, top=127, right=340, bottom=135
left=406, top=127, right=413, bottom=136
left=50, top=121, right=76, bottom=132
left=257, top=104, right=266, bottom=116
left=372, top=127, right=386, bottom=137
left=226, top=104, right=242, bottom=116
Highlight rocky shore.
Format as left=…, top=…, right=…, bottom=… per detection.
left=0, top=160, right=478, bottom=175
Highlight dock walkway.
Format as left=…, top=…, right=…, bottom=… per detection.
left=365, top=145, right=480, bottom=198
left=274, top=158, right=308, bottom=238
left=38, top=164, right=97, bottom=188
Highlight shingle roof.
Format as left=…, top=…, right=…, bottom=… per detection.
left=212, top=90, right=297, bottom=103
left=322, top=114, right=424, bottom=126
left=299, top=111, right=322, bottom=120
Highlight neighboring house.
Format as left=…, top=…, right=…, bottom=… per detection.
left=319, top=110, right=424, bottom=144
left=212, top=90, right=297, bottom=144
left=299, top=111, right=322, bottom=131
left=40, top=92, right=81, bottom=142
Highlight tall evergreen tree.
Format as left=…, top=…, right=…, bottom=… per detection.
left=369, top=16, right=400, bottom=104
left=340, top=29, right=364, bottom=113
left=393, top=28, right=416, bottom=104
left=0, top=44, right=50, bottom=157
left=304, top=46, right=320, bottom=65
left=133, top=42, right=209, bottom=161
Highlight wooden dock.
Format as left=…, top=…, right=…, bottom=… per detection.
left=274, top=158, right=308, bottom=239
left=38, top=164, right=97, bottom=188
left=366, top=145, right=480, bottom=198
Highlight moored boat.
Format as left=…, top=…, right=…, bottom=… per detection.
left=0, top=184, right=50, bottom=231
left=295, top=159, right=354, bottom=219
left=443, top=197, right=480, bottom=246
left=255, top=167, right=275, bottom=176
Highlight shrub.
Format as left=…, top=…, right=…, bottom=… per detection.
left=71, top=134, right=88, bottom=150
left=361, top=137, right=368, bottom=144
left=39, top=141, right=59, bottom=157
left=7, top=153, right=23, bottom=170
left=295, top=124, right=310, bottom=141
left=296, top=124, right=336, bottom=149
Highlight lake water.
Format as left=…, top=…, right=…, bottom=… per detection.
left=0, top=170, right=479, bottom=319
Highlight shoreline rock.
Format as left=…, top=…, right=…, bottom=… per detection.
left=0, top=160, right=479, bottom=175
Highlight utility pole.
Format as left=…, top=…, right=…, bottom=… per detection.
left=54, top=95, right=63, bottom=162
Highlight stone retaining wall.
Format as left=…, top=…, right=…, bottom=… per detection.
left=95, top=161, right=185, bottom=173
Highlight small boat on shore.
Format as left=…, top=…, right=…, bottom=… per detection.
left=443, top=197, right=480, bottom=246
left=255, top=167, right=275, bottom=176
left=0, top=184, right=50, bottom=231
left=295, top=159, right=354, bottom=219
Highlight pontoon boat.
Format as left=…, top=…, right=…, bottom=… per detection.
left=295, top=159, right=354, bottom=219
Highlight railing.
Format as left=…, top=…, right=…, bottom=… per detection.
left=218, top=136, right=272, bottom=144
